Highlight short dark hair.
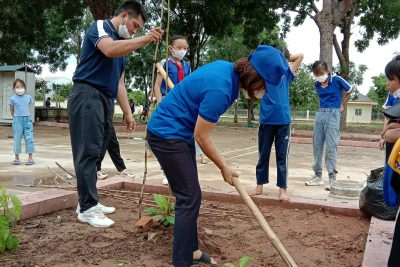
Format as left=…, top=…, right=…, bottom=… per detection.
left=385, top=55, right=400, bottom=81
left=170, top=35, right=187, bottom=46
left=115, top=0, right=147, bottom=23
left=312, top=60, right=328, bottom=72
left=13, top=78, right=26, bottom=88
left=234, top=57, right=266, bottom=100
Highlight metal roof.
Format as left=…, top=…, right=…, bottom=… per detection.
left=0, top=65, right=35, bottom=72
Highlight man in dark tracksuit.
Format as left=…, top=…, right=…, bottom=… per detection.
left=96, top=125, right=135, bottom=179
left=68, top=0, right=162, bottom=228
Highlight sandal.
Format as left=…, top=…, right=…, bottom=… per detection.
left=25, top=160, right=35, bottom=165
left=193, top=252, right=217, bottom=266
left=12, top=159, right=20, bottom=165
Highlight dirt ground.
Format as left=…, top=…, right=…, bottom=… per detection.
left=0, top=195, right=369, bottom=267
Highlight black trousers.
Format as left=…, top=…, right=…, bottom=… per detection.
left=68, top=83, right=114, bottom=212
left=97, top=126, right=126, bottom=172
left=147, top=131, right=201, bottom=267
left=256, top=124, right=290, bottom=188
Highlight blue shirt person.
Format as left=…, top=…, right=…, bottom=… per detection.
left=252, top=46, right=304, bottom=200
left=305, top=60, right=353, bottom=189
left=154, top=34, right=191, bottom=104
left=147, top=45, right=286, bottom=266
left=67, top=0, right=162, bottom=229
left=9, top=79, right=35, bottom=165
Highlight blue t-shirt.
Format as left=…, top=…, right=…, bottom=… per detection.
left=383, top=93, right=400, bottom=110
left=148, top=60, right=239, bottom=141
left=9, top=94, right=32, bottom=117
left=259, top=68, right=294, bottom=125
left=73, top=20, right=125, bottom=98
left=160, top=58, right=191, bottom=95
left=315, top=75, right=352, bottom=109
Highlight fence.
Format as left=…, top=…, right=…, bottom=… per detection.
left=222, top=107, right=385, bottom=122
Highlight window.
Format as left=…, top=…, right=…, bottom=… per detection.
left=355, top=108, right=362, bottom=116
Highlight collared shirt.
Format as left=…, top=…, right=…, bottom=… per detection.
left=73, top=19, right=125, bottom=98
left=315, top=74, right=353, bottom=109
left=160, top=58, right=191, bottom=95
left=9, top=94, right=32, bottom=116
left=383, top=93, right=400, bottom=110
left=259, top=67, right=295, bottom=125
left=148, top=60, right=239, bottom=141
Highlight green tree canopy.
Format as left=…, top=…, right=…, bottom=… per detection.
left=289, top=66, right=319, bottom=111
left=367, top=74, right=388, bottom=113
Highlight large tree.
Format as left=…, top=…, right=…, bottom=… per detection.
left=281, top=0, right=400, bottom=128
left=0, top=0, right=86, bottom=72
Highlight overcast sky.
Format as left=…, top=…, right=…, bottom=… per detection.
left=39, top=12, right=399, bottom=96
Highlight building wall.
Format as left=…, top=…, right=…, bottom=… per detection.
left=346, top=103, right=373, bottom=124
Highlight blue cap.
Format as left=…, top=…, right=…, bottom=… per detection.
left=248, top=45, right=288, bottom=86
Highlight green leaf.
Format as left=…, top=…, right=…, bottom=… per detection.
left=9, top=195, right=21, bottom=220
left=153, top=194, right=168, bottom=212
left=224, top=264, right=236, bottom=267
left=0, top=239, right=6, bottom=252
left=5, top=234, right=19, bottom=250
left=143, top=207, right=161, bottom=217
left=239, top=256, right=253, bottom=267
left=165, top=216, right=175, bottom=225
left=0, top=222, right=10, bottom=242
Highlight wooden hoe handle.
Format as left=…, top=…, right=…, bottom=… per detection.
left=232, top=177, right=298, bottom=267
left=156, top=63, right=175, bottom=89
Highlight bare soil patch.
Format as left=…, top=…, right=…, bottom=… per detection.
left=0, top=196, right=369, bottom=267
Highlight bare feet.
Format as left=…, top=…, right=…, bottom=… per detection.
left=279, top=188, right=290, bottom=202
left=248, top=185, right=263, bottom=196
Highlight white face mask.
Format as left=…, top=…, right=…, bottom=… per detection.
left=241, top=88, right=265, bottom=100
left=393, top=88, right=400, bottom=99
left=118, top=18, right=132, bottom=39
left=314, top=73, right=328, bottom=83
left=15, top=88, right=25, bottom=96
left=172, top=49, right=187, bottom=60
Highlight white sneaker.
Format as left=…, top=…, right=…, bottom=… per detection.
left=118, top=169, right=135, bottom=179
left=162, top=176, right=169, bottom=185
left=305, top=175, right=324, bottom=186
left=97, top=170, right=108, bottom=180
left=77, top=205, right=115, bottom=228
left=76, top=203, right=115, bottom=215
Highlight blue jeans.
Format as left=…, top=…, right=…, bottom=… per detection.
left=12, top=116, right=35, bottom=155
left=256, top=124, right=290, bottom=189
left=312, top=108, right=341, bottom=179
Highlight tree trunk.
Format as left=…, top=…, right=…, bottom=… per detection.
left=314, top=5, right=335, bottom=70
left=234, top=100, right=238, bottom=123
left=247, top=100, right=254, bottom=126
left=87, top=0, right=117, bottom=20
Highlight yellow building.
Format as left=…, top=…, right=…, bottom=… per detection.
left=346, top=94, right=377, bottom=124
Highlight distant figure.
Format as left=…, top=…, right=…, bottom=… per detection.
left=9, top=79, right=36, bottom=165
left=45, top=97, right=51, bottom=108
left=129, top=99, right=135, bottom=114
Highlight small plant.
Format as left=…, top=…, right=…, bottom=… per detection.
left=143, top=194, right=175, bottom=227
left=0, top=184, right=21, bottom=252
left=224, top=256, right=253, bottom=267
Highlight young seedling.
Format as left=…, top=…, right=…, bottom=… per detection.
left=224, top=256, right=253, bottom=267
left=143, top=194, right=175, bottom=227
left=0, top=184, right=21, bottom=252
